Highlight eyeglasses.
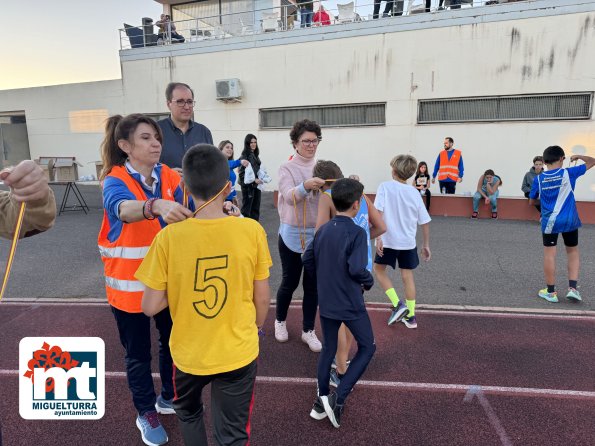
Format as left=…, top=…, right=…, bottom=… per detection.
left=172, top=99, right=196, bottom=108
left=300, top=139, right=320, bottom=146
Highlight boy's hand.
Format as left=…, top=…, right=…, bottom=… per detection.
left=421, top=246, right=431, bottom=262
left=375, top=238, right=384, bottom=257
left=0, top=160, right=50, bottom=203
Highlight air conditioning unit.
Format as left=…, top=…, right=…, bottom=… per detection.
left=216, top=78, right=243, bottom=102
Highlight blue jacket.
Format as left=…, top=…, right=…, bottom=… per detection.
left=303, top=216, right=373, bottom=320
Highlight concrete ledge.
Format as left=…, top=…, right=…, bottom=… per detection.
left=272, top=191, right=595, bottom=223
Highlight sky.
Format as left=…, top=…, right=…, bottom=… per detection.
left=0, top=0, right=162, bottom=91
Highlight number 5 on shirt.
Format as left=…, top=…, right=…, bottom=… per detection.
left=193, top=256, right=228, bottom=318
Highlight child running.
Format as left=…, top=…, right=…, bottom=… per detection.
left=413, top=161, right=432, bottom=212
left=529, top=145, right=595, bottom=302
left=374, top=154, right=431, bottom=328
left=303, top=178, right=376, bottom=429
left=136, top=144, right=272, bottom=446
left=314, top=160, right=385, bottom=388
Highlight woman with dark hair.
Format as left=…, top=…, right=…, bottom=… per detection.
left=98, top=113, right=193, bottom=446
left=274, top=119, right=326, bottom=352
left=238, top=133, right=263, bottom=220
left=413, top=161, right=432, bottom=212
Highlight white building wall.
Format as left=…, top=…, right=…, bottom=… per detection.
left=0, top=80, right=124, bottom=178
left=119, top=6, right=595, bottom=199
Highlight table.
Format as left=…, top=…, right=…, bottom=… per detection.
left=50, top=181, right=90, bottom=215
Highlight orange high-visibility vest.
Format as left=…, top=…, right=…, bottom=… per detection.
left=97, top=165, right=181, bottom=313
left=437, top=149, right=462, bottom=181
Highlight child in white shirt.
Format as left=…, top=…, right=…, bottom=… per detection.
left=374, top=155, right=431, bottom=328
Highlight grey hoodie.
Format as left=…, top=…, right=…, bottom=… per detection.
left=521, top=167, right=539, bottom=194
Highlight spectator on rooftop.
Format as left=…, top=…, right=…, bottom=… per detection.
left=297, top=0, right=314, bottom=28
left=313, top=4, right=332, bottom=26
left=156, top=14, right=185, bottom=43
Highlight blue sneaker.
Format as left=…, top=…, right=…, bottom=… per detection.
left=566, top=288, right=582, bottom=302
left=329, top=369, right=341, bottom=388
left=136, top=411, right=168, bottom=446
left=388, top=301, right=409, bottom=325
left=155, top=394, right=175, bottom=415
left=538, top=288, right=558, bottom=303
left=402, top=315, right=417, bottom=329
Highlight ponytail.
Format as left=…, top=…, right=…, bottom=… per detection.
left=99, top=113, right=162, bottom=180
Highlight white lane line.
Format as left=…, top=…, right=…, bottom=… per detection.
left=2, top=369, right=594, bottom=400
left=2, top=299, right=594, bottom=320
left=464, top=386, right=513, bottom=446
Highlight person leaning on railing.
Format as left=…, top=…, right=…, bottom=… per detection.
left=0, top=160, right=56, bottom=239
left=156, top=14, right=185, bottom=44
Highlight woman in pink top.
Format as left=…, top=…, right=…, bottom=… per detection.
left=275, top=119, right=326, bottom=352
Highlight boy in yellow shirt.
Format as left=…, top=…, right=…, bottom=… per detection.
left=136, top=144, right=272, bottom=446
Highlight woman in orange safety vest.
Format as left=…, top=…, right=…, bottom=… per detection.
left=98, top=113, right=193, bottom=446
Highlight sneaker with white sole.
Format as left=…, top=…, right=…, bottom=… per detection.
left=136, top=411, right=168, bottom=446
left=538, top=289, right=558, bottom=303
left=402, top=315, right=417, bottom=329
left=309, top=395, right=327, bottom=420
left=329, top=368, right=341, bottom=388
left=566, top=287, right=582, bottom=302
left=155, top=394, right=175, bottom=415
left=301, top=330, right=322, bottom=352
left=321, top=392, right=343, bottom=428
left=274, top=320, right=289, bottom=343
left=388, top=301, right=409, bottom=325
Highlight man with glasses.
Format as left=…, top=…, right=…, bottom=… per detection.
left=158, top=82, right=213, bottom=172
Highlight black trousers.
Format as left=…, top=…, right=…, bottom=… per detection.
left=423, top=189, right=432, bottom=211
left=240, top=185, right=261, bottom=221
left=438, top=180, right=457, bottom=194
left=426, top=0, right=445, bottom=11
left=111, top=306, right=174, bottom=415
left=373, top=1, right=395, bottom=18
left=173, top=360, right=257, bottom=446
left=275, top=235, right=318, bottom=332
left=317, top=313, right=376, bottom=405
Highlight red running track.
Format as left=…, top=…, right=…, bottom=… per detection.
left=0, top=302, right=594, bottom=446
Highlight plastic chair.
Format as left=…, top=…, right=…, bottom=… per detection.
left=337, top=2, right=356, bottom=23
left=262, top=12, right=280, bottom=32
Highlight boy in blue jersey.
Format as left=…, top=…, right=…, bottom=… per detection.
left=303, top=178, right=376, bottom=429
left=530, top=145, right=595, bottom=302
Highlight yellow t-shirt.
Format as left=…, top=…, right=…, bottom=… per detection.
left=135, top=216, right=272, bottom=375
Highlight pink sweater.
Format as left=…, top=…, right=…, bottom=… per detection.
left=277, top=153, right=319, bottom=227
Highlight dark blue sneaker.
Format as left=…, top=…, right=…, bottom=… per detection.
left=136, top=411, right=168, bottom=446
left=329, top=368, right=341, bottom=388
left=309, top=395, right=327, bottom=420
left=155, top=395, right=175, bottom=415
left=402, top=315, right=417, bottom=329
left=388, top=301, right=409, bottom=325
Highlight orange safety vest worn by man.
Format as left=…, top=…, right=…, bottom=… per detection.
left=98, top=164, right=183, bottom=313
left=432, top=137, right=464, bottom=195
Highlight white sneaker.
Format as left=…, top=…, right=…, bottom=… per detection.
left=274, top=320, right=289, bottom=343
left=301, top=330, right=322, bottom=352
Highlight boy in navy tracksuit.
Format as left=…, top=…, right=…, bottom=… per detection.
left=303, top=178, right=376, bottom=428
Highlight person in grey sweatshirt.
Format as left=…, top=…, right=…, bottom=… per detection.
left=522, top=156, right=543, bottom=212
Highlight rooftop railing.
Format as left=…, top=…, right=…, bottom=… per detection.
left=119, top=0, right=534, bottom=50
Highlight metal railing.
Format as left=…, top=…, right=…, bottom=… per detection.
left=119, top=0, right=535, bottom=50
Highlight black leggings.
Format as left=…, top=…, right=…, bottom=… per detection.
left=240, top=185, right=261, bottom=221
left=275, top=236, right=318, bottom=332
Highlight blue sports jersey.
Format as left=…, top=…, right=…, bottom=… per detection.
left=529, top=164, right=586, bottom=234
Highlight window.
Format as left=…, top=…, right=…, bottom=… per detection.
left=417, top=93, right=593, bottom=124
left=260, top=103, right=386, bottom=129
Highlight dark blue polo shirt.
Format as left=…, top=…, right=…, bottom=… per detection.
left=303, top=216, right=374, bottom=320
left=158, top=117, right=213, bottom=169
